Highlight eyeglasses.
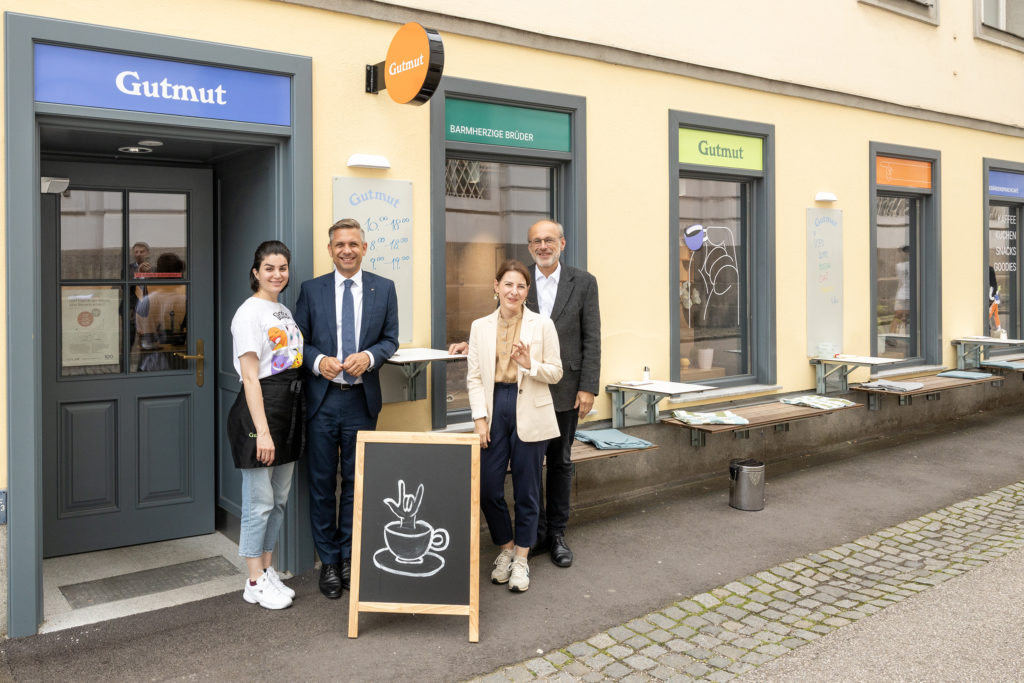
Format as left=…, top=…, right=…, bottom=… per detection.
left=529, top=237, right=559, bottom=247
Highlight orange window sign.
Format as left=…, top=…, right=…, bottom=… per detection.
left=876, top=156, right=932, bottom=189
left=384, top=22, right=444, bottom=105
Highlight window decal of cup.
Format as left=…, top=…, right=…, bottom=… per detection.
left=373, top=480, right=450, bottom=578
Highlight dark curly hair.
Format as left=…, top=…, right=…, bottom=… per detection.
left=249, top=240, right=292, bottom=292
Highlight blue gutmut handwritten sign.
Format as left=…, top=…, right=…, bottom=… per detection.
left=989, top=170, right=1024, bottom=198
left=806, top=208, right=843, bottom=356
left=333, top=177, right=414, bottom=343
left=34, top=43, right=291, bottom=126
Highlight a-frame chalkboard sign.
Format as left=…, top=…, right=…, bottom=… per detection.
left=348, top=431, right=481, bottom=642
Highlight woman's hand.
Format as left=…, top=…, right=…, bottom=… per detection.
left=511, top=340, right=531, bottom=370
left=474, top=418, right=490, bottom=449
left=256, top=433, right=276, bottom=465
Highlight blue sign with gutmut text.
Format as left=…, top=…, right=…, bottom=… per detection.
left=989, top=170, right=1024, bottom=198
left=34, top=43, right=291, bottom=126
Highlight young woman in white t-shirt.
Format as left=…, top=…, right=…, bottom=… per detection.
left=228, top=240, right=305, bottom=610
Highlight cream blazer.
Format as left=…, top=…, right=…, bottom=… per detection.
left=467, top=307, right=563, bottom=443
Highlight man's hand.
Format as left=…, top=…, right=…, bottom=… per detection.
left=318, top=356, right=343, bottom=381
left=448, top=341, right=468, bottom=355
left=574, top=391, right=595, bottom=420
left=341, top=351, right=371, bottom=378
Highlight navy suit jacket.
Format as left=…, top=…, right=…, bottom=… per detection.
left=294, top=269, right=399, bottom=418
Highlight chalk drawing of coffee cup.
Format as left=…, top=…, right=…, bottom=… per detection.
left=374, top=480, right=449, bottom=578
left=384, top=520, right=449, bottom=564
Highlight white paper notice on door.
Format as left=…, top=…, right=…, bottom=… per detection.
left=62, top=286, right=121, bottom=367
left=333, top=177, right=413, bottom=344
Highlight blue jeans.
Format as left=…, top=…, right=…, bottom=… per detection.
left=238, top=462, right=295, bottom=558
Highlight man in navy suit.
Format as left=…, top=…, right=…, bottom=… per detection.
left=295, top=218, right=399, bottom=599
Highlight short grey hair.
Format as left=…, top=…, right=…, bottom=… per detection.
left=530, top=219, right=564, bottom=238
left=328, top=218, right=366, bottom=243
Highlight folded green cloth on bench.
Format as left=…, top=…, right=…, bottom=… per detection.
left=574, top=429, right=652, bottom=450
left=937, top=370, right=993, bottom=379
left=671, top=409, right=749, bottom=425
left=780, top=395, right=857, bottom=410
left=981, top=360, right=1024, bottom=370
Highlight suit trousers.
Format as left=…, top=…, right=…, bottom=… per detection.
left=306, top=383, right=375, bottom=564
left=480, top=383, right=547, bottom=549
left=537, top=407, right=579, bottom=538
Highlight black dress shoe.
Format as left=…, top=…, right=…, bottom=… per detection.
left=341, top=558, right=351, bottom=591
left=529, top=535, right=550, bottom=558
left=550, top=534, right=573, bottom=568
left=319, top=562, right=343, bottom=599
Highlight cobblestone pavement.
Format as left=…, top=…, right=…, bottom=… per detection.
left=468, top=480, right=1024, bottom=683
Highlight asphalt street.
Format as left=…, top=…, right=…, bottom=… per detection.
left=3, top=403, right=1024, bottom=682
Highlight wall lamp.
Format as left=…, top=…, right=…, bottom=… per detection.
left=347, top=153, right=391, bottom=169
left=814, top=191, right=838, bottom=202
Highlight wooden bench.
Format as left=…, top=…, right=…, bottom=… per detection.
left=851, top=372, right=1003, bottom=410
left=569, top=439, right=658, bottom=464
left=662, top=400, right=864, bottom=447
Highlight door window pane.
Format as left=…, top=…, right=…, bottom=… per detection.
left=133, top=283, right=189, bottom=373
left=60, top=191, right=123, bottom=280
left=678, top=178, right=748, bottom=381
left=444, top=159, right=553, bottom=414
left=128, top=192, right=187, bottom=279
left=988, top=204, right=1018, bottom=337
left=60, top=285, right=122, bottom=376
left=875, top=195, right=920, bottom=359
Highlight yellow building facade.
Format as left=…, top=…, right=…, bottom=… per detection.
left=3, top=0, right=1024, bottom=635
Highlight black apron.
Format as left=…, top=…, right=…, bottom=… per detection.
left=227, top=368, right=306, bottom=469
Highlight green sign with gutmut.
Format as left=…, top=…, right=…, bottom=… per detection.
left=679, top=128, right=763, bottom=171
left=446, top=98, right=570, bottom=152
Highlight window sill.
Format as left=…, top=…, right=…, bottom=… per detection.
left=871, top=363, right=945, bottom=379
left=665, top=383, right=782, bottom=407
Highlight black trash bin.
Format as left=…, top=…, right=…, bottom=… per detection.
left=729, top=458, right=765, bottom=511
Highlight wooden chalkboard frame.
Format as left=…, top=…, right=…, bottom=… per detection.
left=348, top=431, right=481, bottom=642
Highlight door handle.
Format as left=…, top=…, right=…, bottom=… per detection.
left=173, top=338, right=205, bottom=387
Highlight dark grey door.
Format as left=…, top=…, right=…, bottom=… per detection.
left=41, top=161, right=214, bottom=557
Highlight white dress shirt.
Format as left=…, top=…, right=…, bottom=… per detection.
left=534, top=262, right=561, bottom=319
left=313, top=269, right=375, bottom=384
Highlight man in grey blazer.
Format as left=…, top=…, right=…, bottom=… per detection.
left=524, top=219, right=601, bottom=568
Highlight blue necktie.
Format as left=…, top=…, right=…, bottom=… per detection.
left=341, top=279, right=356, bottom=384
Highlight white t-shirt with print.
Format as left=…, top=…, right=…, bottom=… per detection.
left=230, top=297, right=303, bottom=380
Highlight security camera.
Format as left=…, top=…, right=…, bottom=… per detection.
left=40, top=177, right=70, bottom=194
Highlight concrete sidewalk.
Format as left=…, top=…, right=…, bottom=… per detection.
left=3, top=404, right=1024, bottom=682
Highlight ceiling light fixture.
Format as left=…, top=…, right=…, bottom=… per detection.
left=118, top=146, right=153, bottom=154
left=137, top=139, right=164, bottom=147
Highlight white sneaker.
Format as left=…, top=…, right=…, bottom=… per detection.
left=243, top=574, right=292, bottom=609
left=490, top=549, right=515, bottom=584
left=264, top=566, right=296, bottom=599
left=508, top=557, right=530, bottom=592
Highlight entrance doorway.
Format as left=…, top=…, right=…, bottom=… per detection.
left=41, top=161, right=214, bottom=557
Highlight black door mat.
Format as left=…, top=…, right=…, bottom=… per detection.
left=59, top=556, right=238, bottom=609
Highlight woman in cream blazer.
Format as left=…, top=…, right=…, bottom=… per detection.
left=467, top=259, right=562, bottom=593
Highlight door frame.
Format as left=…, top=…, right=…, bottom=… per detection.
left=5, top=13, right=313, bottom=637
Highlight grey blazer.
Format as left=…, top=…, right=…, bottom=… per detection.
left=526, top=264, right=601, bottom=413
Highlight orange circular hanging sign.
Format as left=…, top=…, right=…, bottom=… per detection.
left=384, top=22, right=444, bottom=105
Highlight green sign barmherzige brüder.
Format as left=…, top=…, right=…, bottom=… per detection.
left=446, top=98, right=570, bottom=152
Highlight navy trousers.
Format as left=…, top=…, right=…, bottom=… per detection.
left=536, top=407, right=579, bottom=539
left=306, top=384, right=375, bottom=564
left=480, top=383, right=547, bottom=549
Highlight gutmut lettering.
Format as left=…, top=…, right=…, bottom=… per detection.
left=387, top=54, right=424, bottom=76
left=697, top=139, right=744, bottom=160
left=115, top=70, right=227, bottom=105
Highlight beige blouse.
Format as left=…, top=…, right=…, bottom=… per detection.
left=494, top=310, right=523, bottom=383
